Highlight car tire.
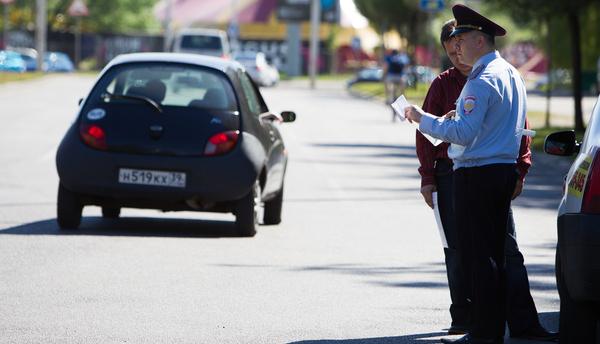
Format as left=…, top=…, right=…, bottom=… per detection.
left=556, top=247, right=599, bottom=343
left=263, top=185, right=283, bottom=225
left=102, top=206, right=120, bottom=219
left=57, top=183, right=83, bottom=230
left=235, top=181, right=260, bottom=237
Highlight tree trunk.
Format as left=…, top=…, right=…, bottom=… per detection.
left=568, top=9, right=585, bottom=131
left=545, top=17, right=552, bottom=128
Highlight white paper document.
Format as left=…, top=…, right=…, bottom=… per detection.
left=390, top=95, right=410, bottom=122
left=391, top=95, right=443, bottom=146
left=432, top=192, right=448, bottom=248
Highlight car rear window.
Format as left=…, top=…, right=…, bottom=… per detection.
left=98, top=63, right=237, bottom=111
left=180, top=35, right=223, bottom=51
left=582, top=99, right=600, bottom=153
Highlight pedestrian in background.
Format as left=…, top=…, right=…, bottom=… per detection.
left=383, top=49, right=409, bottom=120
left=405, top=4, right=535, bottom=343
left=415, top=18, right=557, bottom=342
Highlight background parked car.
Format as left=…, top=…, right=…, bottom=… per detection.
left=55, top=53, right=295, bottom=237
left=234, top=51, right=279, bottom=87
left=544, top=95, right=600, bottom=343
left=0, top=50, right=27, bottom=73
left=9, top=47, right=38, bottom=71
left=172, top=28, right=231, bottom=59
left=43, top=52, right=75, bottom=72
left=346, top=67, right=383, bottom=87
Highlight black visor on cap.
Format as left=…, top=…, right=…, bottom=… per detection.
left=449, top=25, right=482, bottom=37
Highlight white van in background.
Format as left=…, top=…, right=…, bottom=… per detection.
left=172, top=28, right=231, bottom=59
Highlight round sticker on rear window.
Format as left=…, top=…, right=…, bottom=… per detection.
left=87, top=108, right=106, bottom=120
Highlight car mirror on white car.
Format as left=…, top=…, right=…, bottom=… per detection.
left=544, top=130, right=580, bottom=156
left=281, top=111, right=296, bottom=123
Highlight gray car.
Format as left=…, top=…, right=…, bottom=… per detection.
left=56, top=53, right=295, bottom=237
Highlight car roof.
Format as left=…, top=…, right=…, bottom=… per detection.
left=104, top=53, right=243, bottom=74
left=178, top=28, right=226, bottom=36
left=234, top=51, right=265, bottom=59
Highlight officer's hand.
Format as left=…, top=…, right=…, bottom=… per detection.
left=512, top=179, right=524, bottom=200
left=404, top=105, right=425, bottom=123
left=444, top=110, right=456, bottom=119
left=420, top=184, right=437, bottom=209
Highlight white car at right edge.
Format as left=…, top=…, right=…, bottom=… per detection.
left=544, top=94, right=600, bottom=343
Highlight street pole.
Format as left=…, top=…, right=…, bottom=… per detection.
left=35, top=0, right=47, bottom=71
left=3, top=3, right=8, bottom=48
left=75, top=16, right=81, bottom=66
left=285, top=23, right=301, bottom=77
left=309, top=0, right=320, bottom=89
left=1, top=0, right=13, bottom=49
left=163, top=0, right=172, bottom=51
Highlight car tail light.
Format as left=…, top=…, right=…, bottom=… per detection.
left=80, top=123, right=107, bottom=150
left=255, top=65, right=262, bottom=72
left=204, top=130, right=239, bottom=156
left=582, top=152, right=600, bottom=214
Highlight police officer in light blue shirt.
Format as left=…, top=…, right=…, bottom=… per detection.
left=405, top=4, right=527, bottom=344
left=434, top=49, right=527, bottom=168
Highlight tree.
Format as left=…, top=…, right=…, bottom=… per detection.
left=354, top=0, right=431, bottom=55
left=487, top=0, right=596, bottom=131
left=4, top=0, right=160, bottom=34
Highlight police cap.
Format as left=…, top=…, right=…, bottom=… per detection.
left=450, top=4, right=506, bottom=38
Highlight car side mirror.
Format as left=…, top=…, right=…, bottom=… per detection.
left=78, top=98, right=83, bottom=105
left=544, top=130, right=580, bottom=156
left=281, top=111, right=296, bottom=123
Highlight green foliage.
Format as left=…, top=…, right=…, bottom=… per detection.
left=485, top=0, right=599, bottom=70
left=354, top=0, right=434, bottom=49
left=3, top=0, right=161, bottom=34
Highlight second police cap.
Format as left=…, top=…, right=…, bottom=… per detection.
left=450, top=4, right=506, bottom=37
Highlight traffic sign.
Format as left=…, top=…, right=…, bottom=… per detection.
left=68, top=0, right=89, bottom=17
left=276, top=0, right=339, bottom=23
left=420, top=0, right=444, bottom=12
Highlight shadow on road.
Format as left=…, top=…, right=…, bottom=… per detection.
left=307, top=142, right=420, bottom=177
left=0, top=216, right=246, bottom=238
left=311, top=141, right=573, bottom=211
left=288, top=331, right=447, bottom=344
left=216, top=256, right=557, bottom=294
left=511, top=152, right=572, bottom=210
left=287, top=312, right=559, bottom=344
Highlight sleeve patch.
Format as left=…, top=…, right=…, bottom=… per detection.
left=463, top=96, right=476, bottom=114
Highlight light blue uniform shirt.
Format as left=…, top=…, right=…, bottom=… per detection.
left=419, top=50, right=527, bottom=170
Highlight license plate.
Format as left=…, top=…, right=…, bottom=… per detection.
left=118, top=168, right=186, bottom=188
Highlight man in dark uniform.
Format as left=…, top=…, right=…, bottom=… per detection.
left=405, top=4, right=540, bottom=344
left=416, top=19, right=557, bottom=342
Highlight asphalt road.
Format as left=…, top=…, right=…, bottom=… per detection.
left=0, top=75, right=571, bottom=343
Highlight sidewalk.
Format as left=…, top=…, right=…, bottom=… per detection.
left=527, top=93, right=597, bottom=127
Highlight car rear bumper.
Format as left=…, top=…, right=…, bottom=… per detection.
left=558, top=213, right=600, bottom=301
left=56, top=126, right=264, bottom=208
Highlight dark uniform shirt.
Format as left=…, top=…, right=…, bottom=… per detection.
left=416, top=66, right=532, bottom=187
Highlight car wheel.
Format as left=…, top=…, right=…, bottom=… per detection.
left=235, top=181, right=260, bottom=237
left=556, top=247, right=599, bottom=343
left=102, top=206, right=120, bottom=219
left=263, top=185, right=283, bottom=225
left=57, top=183, right=83, bottom=230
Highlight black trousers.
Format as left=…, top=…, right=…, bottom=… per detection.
left=438, top=162, right=532, bottom=339
left=436, top=160, right=540, bottom=334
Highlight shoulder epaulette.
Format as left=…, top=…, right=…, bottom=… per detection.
left=468, top=64, right=485, bottom=80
